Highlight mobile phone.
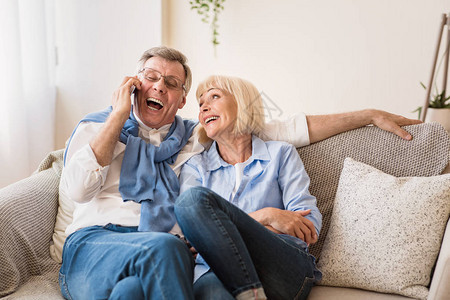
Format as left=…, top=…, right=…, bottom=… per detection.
left=130, top=85, right=137, bottom=106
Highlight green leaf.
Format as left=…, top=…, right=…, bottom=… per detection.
left=412, top=106, right=422, bottom=120
left=189, top=0, right=225, bottom=50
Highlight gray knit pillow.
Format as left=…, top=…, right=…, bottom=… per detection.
left=317, top=158, right=450, bottom=299
left=0, top=150, right=62, bottom=297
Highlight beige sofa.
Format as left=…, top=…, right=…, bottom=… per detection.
left=0, top=123, right=449, bottom=300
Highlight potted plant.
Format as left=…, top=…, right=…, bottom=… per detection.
left=414, top=83, right=450, bottom=132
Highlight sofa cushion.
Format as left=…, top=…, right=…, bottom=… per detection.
left=298, top=123, right=450, bottom=259
left=0, top=150, right=63, bottom=297
left=1, top=272, right=62, bottom=300
left=317, top=158, right=450, bottom=300
left=308, top=286, right=413, bottom=300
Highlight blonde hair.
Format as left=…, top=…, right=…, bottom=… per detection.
left=196, top=75, right=265, bottom=138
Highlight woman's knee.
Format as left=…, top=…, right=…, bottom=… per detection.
left=175, top=187, right=232, bottom=225
left=175, top=187, right=221, bottom=224
left=175, top=186, right=212, bottom=208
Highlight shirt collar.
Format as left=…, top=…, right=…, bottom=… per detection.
left=205, top=135, right=271, bottom=171
left=133, top=109, right=171, bottom=144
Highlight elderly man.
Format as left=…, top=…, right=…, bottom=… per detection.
left=59, top=46, right=420, bottom=300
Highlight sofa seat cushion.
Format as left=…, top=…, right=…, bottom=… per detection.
left=1, top=272, right=62, bottom=300
left=308, top=286, right=413, bottom=300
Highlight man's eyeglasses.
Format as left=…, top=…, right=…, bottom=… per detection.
left=139, top=67, right=186, bottom=91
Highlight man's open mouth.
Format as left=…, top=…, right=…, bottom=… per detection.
left=205, top=116, right=219, bottom=124
left=146, top=98, right=164, bottom=111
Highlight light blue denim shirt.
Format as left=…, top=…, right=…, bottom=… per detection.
left=179, top=135, right=322, bottom=281
left=179, top=135, right=322, bottom=236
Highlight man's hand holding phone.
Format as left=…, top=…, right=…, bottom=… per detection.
left=112, top=76, right=141, bottom=121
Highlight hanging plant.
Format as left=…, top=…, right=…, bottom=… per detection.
left=189, top=0, right=226, bottom=48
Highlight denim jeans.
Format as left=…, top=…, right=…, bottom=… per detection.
left=175, top=187, right=322, bottom=300
left=59, top=224, right=195, bottom=300
left=194, top=271, right=234, bottom=300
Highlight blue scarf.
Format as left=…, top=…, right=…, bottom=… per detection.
left=65, top=106, right=197, bottom=232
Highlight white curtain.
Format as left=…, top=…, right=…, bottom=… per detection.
left=0, top=0, right=55, bottom=188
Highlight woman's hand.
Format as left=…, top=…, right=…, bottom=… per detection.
left=177, top=235, right=198, bottom=259
left=189, top=246, right=198, bottom=259
left=250, top=207, right=318, bottom=246
left=111, top=76, right=141, bottom=120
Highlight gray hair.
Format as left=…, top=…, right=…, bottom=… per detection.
left=137, top=46, right=192, bottom=94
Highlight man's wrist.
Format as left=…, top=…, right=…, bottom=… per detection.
left=362, top=109, right=379, bottom=125
left=109, top=109, right=130, bottom=127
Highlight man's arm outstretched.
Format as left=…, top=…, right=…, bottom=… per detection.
left=306, top=109, right=422, bottom=143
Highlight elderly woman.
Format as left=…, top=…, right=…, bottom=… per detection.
left=175, top=75, right=322, bottom=300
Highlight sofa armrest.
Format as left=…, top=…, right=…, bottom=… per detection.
left=0, top=150, right=63, bottom=297
left=428, top=218, right=450, bottom=300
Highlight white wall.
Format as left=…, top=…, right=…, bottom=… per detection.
left=3, top=0, right=448, bottom=187
left=165, top=0, right=450, bottom=123
left=54, top=0, right=450, bottom=148
left=54, top=0, right=162, bottom=148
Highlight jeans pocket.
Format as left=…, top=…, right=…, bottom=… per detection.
left=59, top=272, right=72, bottom=300
left=294, top=276, right=315, bottom=300
left=103, top=223, right=138, bottom=233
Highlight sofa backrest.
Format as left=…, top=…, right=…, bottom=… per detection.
left=298, top=122, right=450, bottom=259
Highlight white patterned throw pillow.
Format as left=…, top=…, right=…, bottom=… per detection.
left=317, top=158, right=450, bottom=299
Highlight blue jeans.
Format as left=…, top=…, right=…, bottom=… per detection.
left=194, top=271, right=234, bottom=300
left=59, top=224, right=195, bottom=300
left=175, top=187, right=322, bottom=300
